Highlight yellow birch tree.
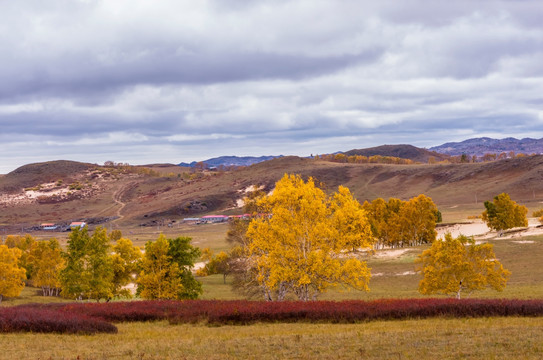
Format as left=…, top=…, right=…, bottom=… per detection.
left=416, top=233, right=510, bottom=299
left=482, top=193, right=528, bottom=235
left=0, top=245, right=27, bottom=303
left=246, top=174, right=374, bottom=301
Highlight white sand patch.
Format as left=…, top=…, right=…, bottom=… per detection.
left=396, top=271, right=416, bottom=276
left=25, top=187, right=71, bottom=199
left=373, top=249, right=410, bottom=258
left=512, top=240, right=535, bottom=244
left=437, top=220, right=490, bottom=238
left=236, top=198, right=245, bottom=208
left=438, top=218, right=543, bottom=240
left=371, top=271, right=416, bottom=277
left=238, top=185, right=264, bottom=193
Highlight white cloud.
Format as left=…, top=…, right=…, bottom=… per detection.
left=1, top=0, right=543, bottom=173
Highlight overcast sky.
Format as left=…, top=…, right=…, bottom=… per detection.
left=1, top=0, right=543, bottom=173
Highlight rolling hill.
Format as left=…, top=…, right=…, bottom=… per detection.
left=343, top=144, right=449, bottom=163
left=2, top=154, right=543, bottom=232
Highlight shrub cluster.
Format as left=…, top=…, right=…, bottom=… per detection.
left=2, top=298, right=542, bottom=333
left=0, top=306, right=117, bottom=334
left=167, top=298, right=543, bottom=325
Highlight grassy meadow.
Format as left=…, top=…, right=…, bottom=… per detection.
left=2, top=209, right=543, bottom=359
left=1, top=318, right=542, bottom=359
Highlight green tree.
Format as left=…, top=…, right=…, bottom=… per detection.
left=482, top=193, right=528, bottom=234
left=137, top=235, right=183, bottom=300
left=0, top=245, right=27, bottom=303
left=60, top=226, right=114, bottom=301
left=167, top=236, right=202, bottom=299
left=416, top=233, right=510, bottom=299
left=246, top=174, right=374, bottom=301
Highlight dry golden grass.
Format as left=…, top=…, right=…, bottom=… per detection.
left=1, top=318, right=542, bottom=359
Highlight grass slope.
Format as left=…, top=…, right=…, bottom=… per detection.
left=1, top=318, right=542, bottom=359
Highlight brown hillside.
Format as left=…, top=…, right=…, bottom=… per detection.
left=2, top=155, right=543, bottom=230
left=0, top=160, right=96, bottom=193
left=344, top=144, right=450, bottom=163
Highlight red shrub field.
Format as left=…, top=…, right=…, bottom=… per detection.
left=2, top=298, right=542, bottom=334
left=0, top=306, right=118, bottom=334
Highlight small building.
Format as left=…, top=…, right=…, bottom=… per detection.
left=70, top=221, right=86, bottom=229
left=228, top=214, right=252, bottom=221
left=200, top=215, right=229, bottom=223
left=40, top=223, right=59, bottom=230
left=183, top=218, right=201, bottom=224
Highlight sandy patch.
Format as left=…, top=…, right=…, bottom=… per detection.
left=371, top=271, right=416, bottom=277
left=437, top=220, right=490, bottom=238
left=512, top=240, right=535, bottom=244
left=396, top=271, right=416, bottom=276
left=373, top=249, right=410, bottom=258
left=438, top=218, right=543, bottom=240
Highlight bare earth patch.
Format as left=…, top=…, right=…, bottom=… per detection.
left=373, top=249, right=410, bottom=258
left=438, top=218, right=543, bottom=240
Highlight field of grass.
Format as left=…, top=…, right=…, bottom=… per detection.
left=2, top=195, right=543, bottom=359
left=3, top=229, right=542, bottom=306
left=1, top=317, right=542, bottom=359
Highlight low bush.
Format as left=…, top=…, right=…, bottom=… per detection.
left=3, top=299, right=542, bottom=333
left=167, top=298, right=543, bottom=325
left=0, top=306, right=117, bottom=334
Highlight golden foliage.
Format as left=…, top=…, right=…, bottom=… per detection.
left=416, top=233, right=511, bottom=299
left=482, top=193, right=528, bottom=233
left=137, top=234, right=183, bottom=300
left=363, top=195, right=439, bottom=248
left=0, top=245, right=27, bottom=302
left=246, top=174, right=374, bottom=301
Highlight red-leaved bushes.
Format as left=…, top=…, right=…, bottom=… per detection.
left=0, top=306, right=117, bottom=334
left=166, top=299, right=543, bottom=325
left=2, top=298, right=543, bottom=333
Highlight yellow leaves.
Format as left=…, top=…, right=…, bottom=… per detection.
left=0, top=245, right=27, bottom=301
left=31, top=240, right=64, bottom=291
left=416, top=233, right=511, bottom=299
left=246, top=174, right=374, bottom=300
left=482, top=193, right=528, bottom=232
left=363, top=195, right=439, bottom=247
left=137, top=235, right=184, bottom=300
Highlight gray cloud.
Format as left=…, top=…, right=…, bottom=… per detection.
left=1, top=0, right=543, bottom=173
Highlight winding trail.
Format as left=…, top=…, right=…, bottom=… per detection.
left=93, top=181, right=135, bottom=222
left=111, top=182, right=136, bottom=223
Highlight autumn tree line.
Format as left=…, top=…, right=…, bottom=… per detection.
left=0, top=173, right=533, bottom=303
left=200, top=174, right=524, bottom=301
left=0, top=229, right=202, bottom=303
left=315, top=151, right=538, bottom=165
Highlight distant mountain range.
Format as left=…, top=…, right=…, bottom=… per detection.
left=178, top=137, right=543, bottom=168
left=430, top=137, right=543, bottom=156
left=179, top=155, right=283, bottom=168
